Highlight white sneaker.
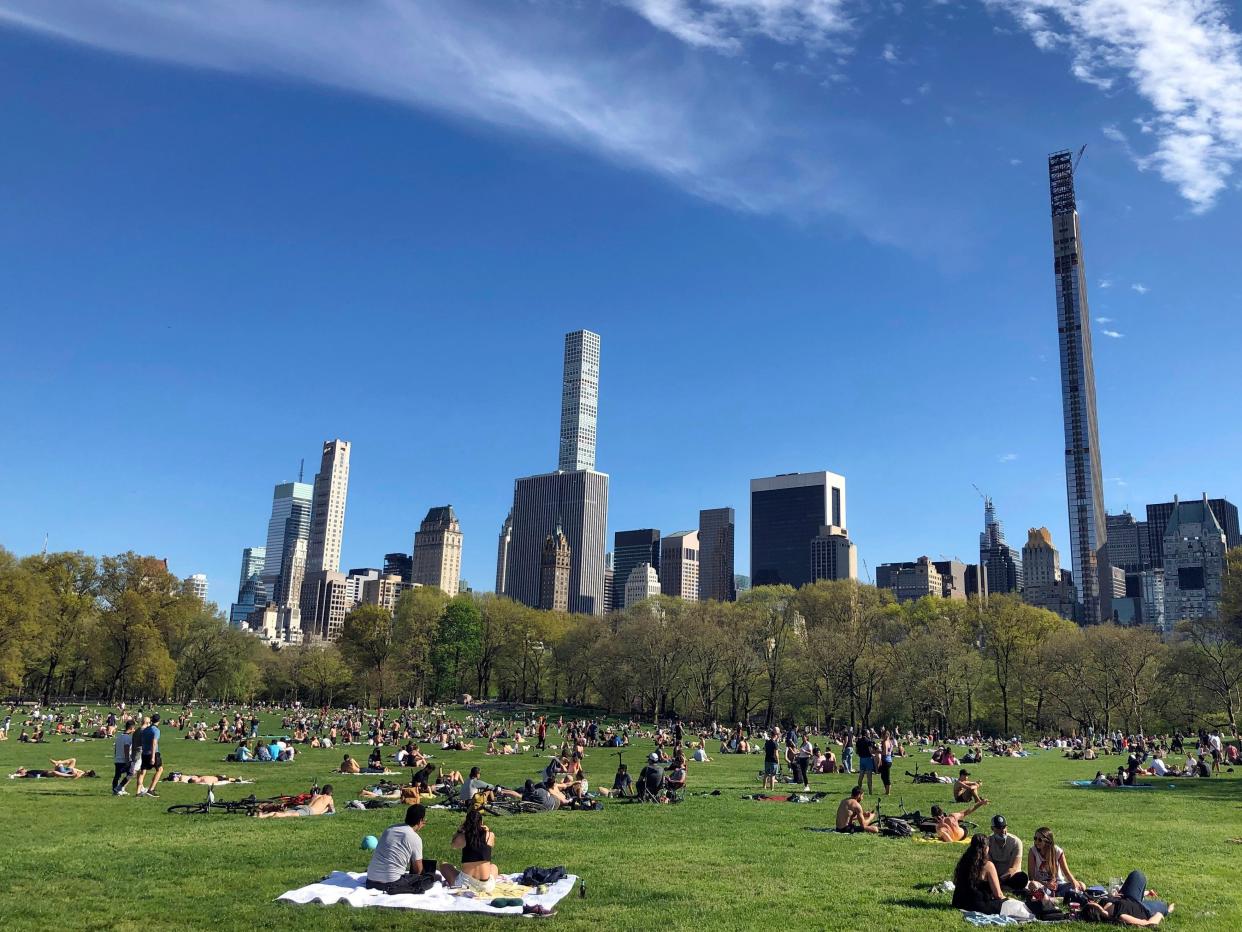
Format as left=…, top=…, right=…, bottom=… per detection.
left=137, top=788, right=148, bottom=796
left=115, top=788, right=129, bottom=796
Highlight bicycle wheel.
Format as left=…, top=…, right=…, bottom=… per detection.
left=167, top=804, right=209, bottom=815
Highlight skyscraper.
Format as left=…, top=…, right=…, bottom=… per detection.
left=306, top=439, right=350, bottom=574
left=1049, top=150, right=1112, bottom=624
left=659, top=531, right=700, bottom=601
left=750, top=471, right=846, bottom=589
left=262, top=481, right=313, bottom=607
left=810, top=526, right=857, bottom=582
left=1145, top=498, right=1239, bottom=569
left=538, top=525, right=572, bottom=612
left=1162, top=494, right=1228, bottom=624
left=506, top=470, right=609, bottom=614
left=558, top=329, right=600, bottom=472
left=612, top=529, right=661, bottom=615
left=1106, top=511, right=1149, bottom=573
left=505, top=330, right=610, bottom=615
left=185, top=573, right=208, bottom=602
left=1021, top=527, right=1077, bottom=620
left=495, top=510, right=513, bottom=595
left=698, top=507, right=736, bottom=602
left=301, top=570, right=348, bottom=640
left=624, top=563, right=661, bottom=607
left=979, top=497, right=1023, bottom=595
left=412, top=506, right=464, bottom=596
left=237, top=546, right=266, bottom=589
left=382, top=553, right=412, bottom=583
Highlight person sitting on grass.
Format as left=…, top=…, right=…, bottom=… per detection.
left=365, top=804, right=437, bottom=894
left=1092, top=770, right=1112, bottom=787
left=986, top=815, right=1028, bottom=892
left=257, top=784, right=335, bottom=818
left=522, top=778, right=568, bottom=811
left=835, top=786, right=878, bottom=834
left=1027, top=826, right=1085, bottom=897
left=953, top=769, right=986, bottom=804
left=1081, top=871, right=1173, bottom=926
left=440, top=807, right=500, bottom=889
left=233, top=740, right=253, bottom=762
left=339, top=754, right=361, bottom=774
left=611, top=763, right=633, bottom=798
left=930, top=798, right=987, bottom=842
left=692, top=743, right=711, bottom=763
left=951, top=834, right=1006, bottom=915
left=459, top=766, right=521, bottom=804
left=365, top=747, right=385, bottom=772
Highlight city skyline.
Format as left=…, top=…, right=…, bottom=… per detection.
left=4, top=5, right=1242, bottom=610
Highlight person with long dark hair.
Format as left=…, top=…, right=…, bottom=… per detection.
left=951, top=834, right=1005, bottom=915
left=443, top=808, right=499, bottom=886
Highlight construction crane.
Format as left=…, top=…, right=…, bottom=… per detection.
left=1074, top=144, right=1087, bottom=172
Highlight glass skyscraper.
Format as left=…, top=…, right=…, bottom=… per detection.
left=750, top=471, right=847, bottom=589
left=262, top=480, right=313, bottom=608
left=1049, top=150, right=1111, bottom=624
left=558, top=329, right=600, bottom=473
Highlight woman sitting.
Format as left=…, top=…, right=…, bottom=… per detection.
left=1027, top=827, right=1085, bottom=897
left=441, top=808, right=500, bottom=888
left=950, top=835, right=1006, bottom=915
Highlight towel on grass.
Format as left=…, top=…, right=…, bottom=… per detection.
left=334, top=770, right=401, bottom=777
left=962, top=911, right=1026, bottom=925
left=278, top=871, right=576, bottom=914
left=915, top=835, right=970, bottom=845
left=1068, top=780, right=1155, bottom=790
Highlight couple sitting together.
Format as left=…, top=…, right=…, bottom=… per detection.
left=366, top=802, right=501, bottom=895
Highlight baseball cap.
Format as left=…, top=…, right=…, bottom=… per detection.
left=648, top=752, right=659, bottom=762
left=991, top=814, right=1007, bottom=828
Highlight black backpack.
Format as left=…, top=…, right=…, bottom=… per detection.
left=879, top=817, right=913, bottom=838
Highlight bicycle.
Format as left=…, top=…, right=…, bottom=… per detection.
left=166, top=793, right=300, bottom=816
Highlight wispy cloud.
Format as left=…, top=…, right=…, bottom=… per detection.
left=0, top=0, right=858, bottom=220
left=1131, top=282, right=1149, bottom=294
left=989, top=0, right=1242, bottom=211
left=1096, top=316, right=1113, bottom=322
left=882, top=42, right=901, bottom=63
left=624, top=0, right=853, bottom=52
left=1098, top=278, right=1113, bottom=289
left=1101, top=329, right=1124, bottom=338
left=998, top=453, right=1019, bottom=462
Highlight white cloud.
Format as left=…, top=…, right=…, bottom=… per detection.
left=624, top=0, right=853, bottom=52
left=1098, top=278, right=1112, bottom=288
left=882, top=42, right=901, bottom=63
left=1096, top=316, right=1113, bottom=322
left=1101, top=329, right=1124, bottom=338
left=0, top=0, right=858, bottom=219
left=1009, top=157, right=1023, bottom=165
left=1131, top=282, right=1149, bottom=294
left=999, top=452, right=1019, bottom=462
left=990, top=0, right=1242, bottom=211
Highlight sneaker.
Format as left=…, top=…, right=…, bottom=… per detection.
left=136, top=788, right=148, bottom=796
left=146, top=791, right=160, bottom=798
left=114, top=788, right=129, bottom=796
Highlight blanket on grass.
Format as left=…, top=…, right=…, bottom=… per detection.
left=962, top=911, right=1028, bottom=926
left=278, top=870, right=576, bottom=914
left=1069, top=780, right=1157, bottom=790
left=333, top=770, right=401, bottom=777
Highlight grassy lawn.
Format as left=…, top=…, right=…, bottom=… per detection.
left=2, top=711, right=1240, bottom=931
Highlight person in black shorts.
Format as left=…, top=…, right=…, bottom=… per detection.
left=137, top=713, right=164, bottom=798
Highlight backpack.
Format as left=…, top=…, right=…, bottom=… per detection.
left=879, top=817, right=913, bottom=838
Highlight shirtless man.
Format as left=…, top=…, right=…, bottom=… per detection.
left=835, top=785, right=878, bottom=833
left=166, top=773, right=240, bottom=785
left=953, top=769, right=987, bottom=805
left=258, top=785, right=335, bottom=818
left=13, top=759, right=96, bottom=779
left=929, top=799, right=986, bottom=842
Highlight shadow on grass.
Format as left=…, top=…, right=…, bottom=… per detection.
left=884, top=896, right=950, bottom=912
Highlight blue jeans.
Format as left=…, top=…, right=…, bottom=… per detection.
left=1120, top=870, right=1168, bottom=917
left=842, top=748, right=853, bottom=773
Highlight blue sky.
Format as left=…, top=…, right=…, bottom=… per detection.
left=2, top=1, right=1240, bottom=608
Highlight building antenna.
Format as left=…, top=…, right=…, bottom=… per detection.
left=298, top=458, right=304, bottom=483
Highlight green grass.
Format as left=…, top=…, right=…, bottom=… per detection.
left=2, top=712, right=1240, bottom=930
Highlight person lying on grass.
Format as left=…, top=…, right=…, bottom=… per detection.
left=1081, top=871, right=1173, bottom=926
left=166, top=773, right=247, bottom=785
left=256, top=784, right=335, bottom=818
left=835, top=786, right=878, bottom=834
left=1026, top=826, right=1085, bottom=897
left=11, top=760, right=98, bottom=779
left=929, top=798, right=987, bottom=842
left=522, top=778, right=569, bottom=811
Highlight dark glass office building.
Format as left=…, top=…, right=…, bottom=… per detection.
left=750, top=471, right=846, bottom=589
left=612, top=528, right=661, bottom=612
left=383, top=552, right=413, bottom=583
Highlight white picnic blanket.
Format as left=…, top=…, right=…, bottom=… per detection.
left=278, top=871, right=576, bottom=914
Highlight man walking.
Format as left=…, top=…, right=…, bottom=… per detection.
left=855, top=729, right=875, bottom=794
left=112, top=720, right=135, bottom=795
left=136, top=713, right=164, bottom=798
left=762, top=732, right=779, bottom=790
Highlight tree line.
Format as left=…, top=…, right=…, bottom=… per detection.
left=2, top=546, right=1240, bottom=737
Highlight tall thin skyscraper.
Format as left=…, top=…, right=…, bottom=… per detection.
left=306, top=439, right=350, bottom=574
left=698, top=508, right=736, bottom=602
left=495, top=509, right=513, bottom=595
left=262, top=481, right=313, bottom=606
left=558, top=329, right=600, bottom=473
left=979, top=497, right=1023, bottom=595
left=1049, top=150, right=1111, bottom=624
